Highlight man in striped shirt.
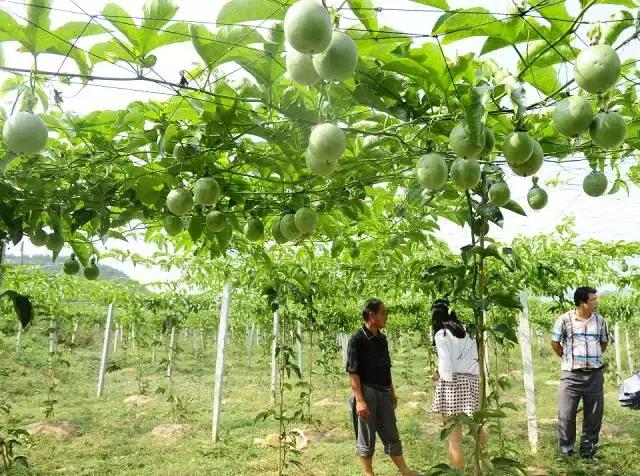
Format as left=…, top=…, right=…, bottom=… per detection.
left=551, top=286, right=610, bottom=459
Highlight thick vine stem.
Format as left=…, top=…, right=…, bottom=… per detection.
left=467, top=181, right=488, bottom=476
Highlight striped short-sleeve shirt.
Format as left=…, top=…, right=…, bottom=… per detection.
left=551, top=311, right=610, bottom=371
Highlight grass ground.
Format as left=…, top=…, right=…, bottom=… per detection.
left=1, top=320, right=639, bottom=476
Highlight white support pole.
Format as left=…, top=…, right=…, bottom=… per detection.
left=167, top=326, right=176, bottom=378
left=341, top=333, right=348, bottom=365
left=119, top=324, right=124, bottom=344
left=112, top=322, right=120, bottom=354
left=71, top=321, right=79, bottom=344
left=483, top=327, right=490, bottom=396
left=247, top=323, right=255, bottom=368
left=270, top=309, right=280, bottom=404
left=48, top=317, right=57, bottom=355
left=518, top=292, right=538, bottom=454
left=15, top=324, right=22, bottom=353
left=624, top=327, right=634, bottom=373
left=131, top=324, right=137, bottom=353
left=97, top=303, right=114, bottom=398
left=614, top=321, right=622, bottom=386
left=212, top=282, right=232, bottom=442
left=297, top=321, right=303, bottom=373
left=193, top=328, right=199, bottom=360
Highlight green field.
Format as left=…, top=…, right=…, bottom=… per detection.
left=1, top=321, right=639, bottom=476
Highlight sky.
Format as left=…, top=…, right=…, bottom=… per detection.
left=1, top=0, right=638, bottom=283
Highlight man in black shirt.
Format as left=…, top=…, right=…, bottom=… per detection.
left=346, top=298, right=421, bottom=476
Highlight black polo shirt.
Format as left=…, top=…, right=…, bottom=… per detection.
left=346, top=325, right=392, bottom=388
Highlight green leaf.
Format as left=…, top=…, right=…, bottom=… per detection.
left=71, top=208, right=97, bottom=231
left=382, top=58, right=429, bottom=82
left=190, top=24, right=283, bottom=85
left=408, top=43, right=449, bottom=90
left=476, top=202, right=503, bottom=227
left=522, top=65, right=559, bottom=96
left=25, top=0, right=51, bottom=53
left=27, top=0, right=51, bottom=30
left=52, top=21, right=105, bottom=42
left=609, top=177, right=629, bottom=195
left=461, top=244, right=479, bottom=264
left=139, top=0, right=179, bottom=54
left=462, top=87, right=483, bottom=147
left=531, top=2, right=571, bottom=38
left=217, top=0, right=288, bottom=25
left=188, top=215, right=205, bottom=242
left=488, top=292, right=523, bottom=310
left=70, top=239, right=95, bottom=267
left=347, top=0, right=379, bottom=32
left=407, top=0, right=449, bottom=8
left=521, top=41, right=578, bottom=69
left=602, top=10, right=634, bottom=46
left=331, top=241, right=344, bottom=258
left=580, top=0, right=636, bottom=9
left=502, top=200, right=527, bottom=216
left=90, top=39, right=139, bottom=65
left=0, top=9, right=26, bottom=43
left=145, top=22, right=191, bottom=52
left=0, top=152, right=19, bottom=173
left=142, top=0, right=178, bottom=31
left=102, top=3, right=141, bottom=48
left=433, top=8, right=512, bottom=45
left=480, top=37, right=511, bottom=55
left=480, top=244, right=501, bottom=259
left=1, top=291, right=34, bottom=329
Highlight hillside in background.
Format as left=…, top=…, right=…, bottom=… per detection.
left=3, top=254, right=131, bottom=281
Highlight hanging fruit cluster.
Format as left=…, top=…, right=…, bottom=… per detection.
left=552, top=43, right=625, bottom=197
left=284, top=0, right=358, bottom=177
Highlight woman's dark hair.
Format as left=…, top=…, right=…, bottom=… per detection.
left=431, top=299, right=466, bottom=345
left=362, top=298, right=384, bottom=322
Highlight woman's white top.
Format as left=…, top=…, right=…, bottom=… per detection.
left=434, top=328, right=480, bottom=381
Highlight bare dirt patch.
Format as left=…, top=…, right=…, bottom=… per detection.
left=27, top=421, right=76, bottom=438
left=124, top=395, right=153, bottom=406
left=313, top=397, right=342, bottom=407
left=151, top=423, right=188, bottom=439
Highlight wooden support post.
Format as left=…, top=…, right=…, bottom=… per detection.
left=97, top=303, right=114, bottom=398
left=518, top=292, right=538, bottom=454
left=212, top=282, right=232, bottom=442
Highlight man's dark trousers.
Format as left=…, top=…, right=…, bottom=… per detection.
left=557, top=368, right=604, bottom=457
